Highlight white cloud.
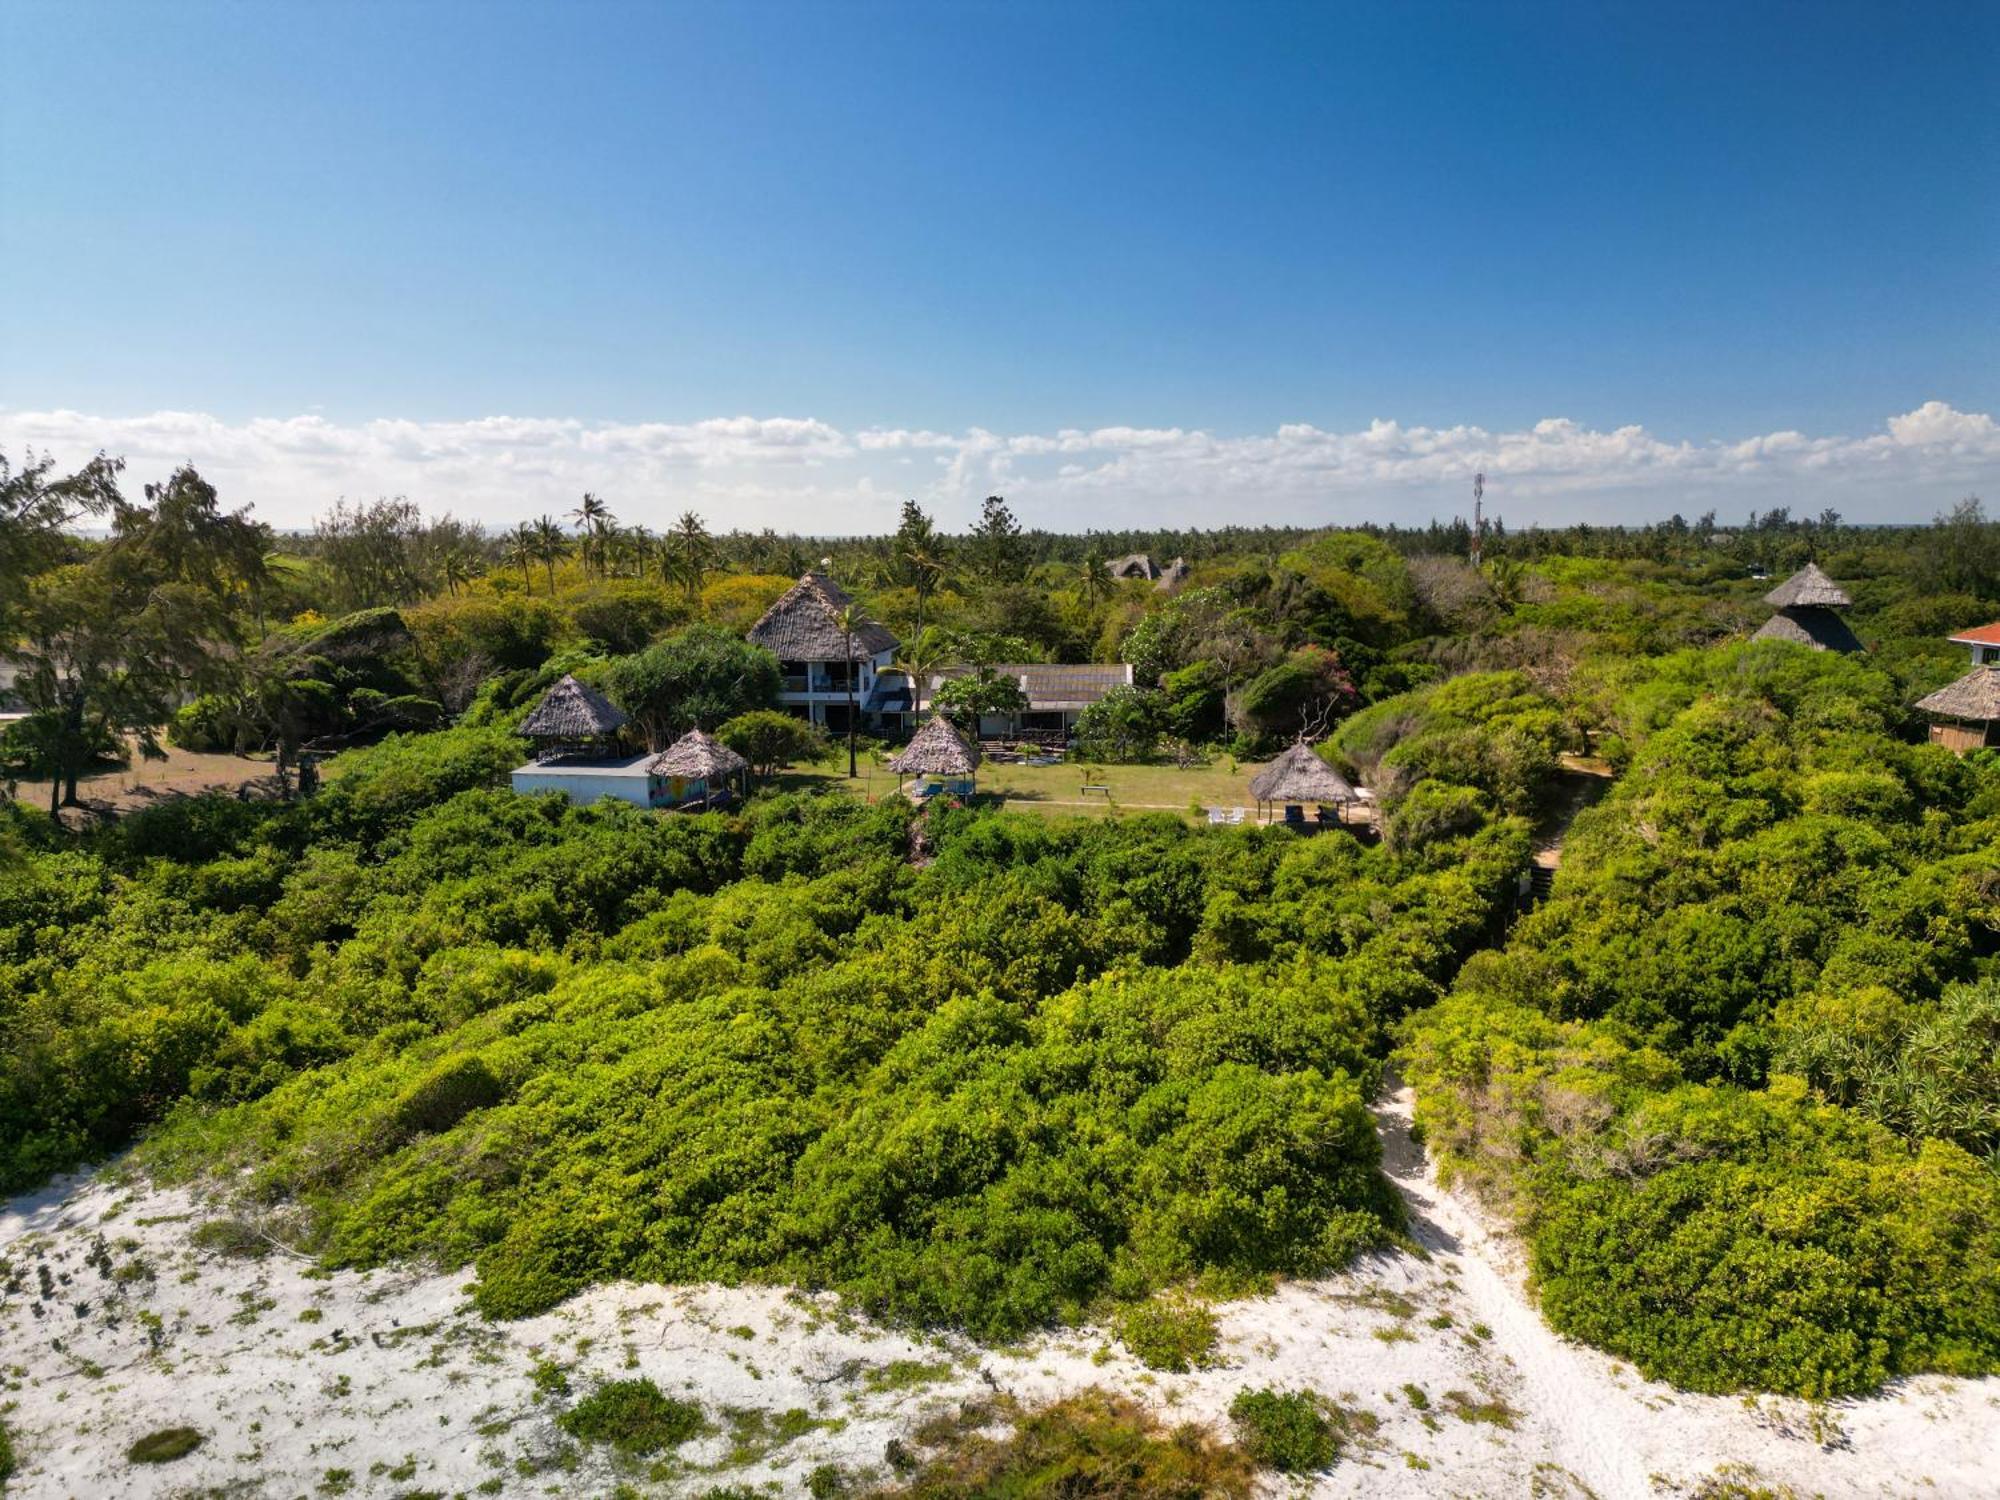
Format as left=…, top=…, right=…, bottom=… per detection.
left=1, top=402, right=1990, bottom=533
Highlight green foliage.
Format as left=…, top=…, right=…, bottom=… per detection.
left=1114, top=1297, right=1219, bottom=1371
left=1335, top=670, right=1566, bottom=816
left=1399, top=642, right=2000, bottom=1396
left=86, top=784, right=1524, bottom=1335
left=1233, top=646, right=1357, bottom=748
left=126, top=1427, right=204, bottom=1464
left=719, top=709, right=827, bottom=777
left=1227, top=1388, right=1340, bottom=1473
left=1072, top=686, right=1165, bottom=763
left=931, top=666, right=1029, bottom=731
left=878, top=1389, right=1257, bottom=1498
left=603, top=624, right=781, bottom=746
left=556, top=1379, right=704, bottom=1454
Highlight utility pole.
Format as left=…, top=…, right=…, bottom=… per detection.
left=1470, top=471, right=1485, bottom=568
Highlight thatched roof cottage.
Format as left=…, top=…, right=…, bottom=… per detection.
left=1751, top=563, right=1861, bottom=653
left=1916, top=620, right=2000, bottom=752
left=747, top=572, right=902, bottom=734
left=518, top=674, right=629, bottom=759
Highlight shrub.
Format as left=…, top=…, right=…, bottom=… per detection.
left=127, top=1427, right=204, bottom=1463
left=557, top=1379, right=704, bottom=1454
left=880, top=1390, right=1255, bottom=1499
left=1227, top=1388, right=1340, bottom=1473
left=1114, top=1297, right=1219, bottom=1371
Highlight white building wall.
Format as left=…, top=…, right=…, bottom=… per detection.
left=509, top=767, right=655, bottom=807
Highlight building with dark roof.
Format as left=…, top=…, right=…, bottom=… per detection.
left=747, top=572, right=903, bottom=733
left=923, top=662, right=1136, bottom=741
left=1751, top=563, right=1861, bottom=654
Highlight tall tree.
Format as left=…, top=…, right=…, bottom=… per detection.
left=967, top=495, right=1025, bottom=586
left=313, top=497, right=428, bottom=609
left=603, top=626, right=781, bottom=748
left=0, top=450, right=122, bottom=637
left=531, top=515, right=568, bottom=593
left=5, top=466, right=264, bottom=812
left=505, top=523, right=538, bottom=594
left=891, top=627, right=954, bottom=721
left=833, top=601, right=867, bottom=777
left=569, top=492, right=614, bottom=578
left=668, top=510, right=716, bottom=604
left=895, top=500, right=950, bottom=637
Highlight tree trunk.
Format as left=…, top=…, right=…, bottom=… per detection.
left=846, top=635, right=858, bottom=779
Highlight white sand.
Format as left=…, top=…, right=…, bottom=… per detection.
left=2, top=1091, right=1995, bottom=1498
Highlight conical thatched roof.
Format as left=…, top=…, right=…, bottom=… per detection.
left=1764, top=563, right=1851, bottom=609
left=1248, top=740, right=1357, bottom=803
left=1753, top=607, right=1863, bottom=654
left=649, top=728, right=749, bottom=780
left=748, top=572, right=899, bottom=661
left=887, top=715, right=981, bottom=776
left=1916, top=666, right=2000, bottom=723
left=519, top=674, right=628, bottom=739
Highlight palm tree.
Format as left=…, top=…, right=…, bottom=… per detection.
left=892, top=629, right=953, bottom=725
left=569, top=493, right=613, bottom=578
left=900, top=540, right=949, bottom=639
left=440, top=548, right=473, bottom=598
left=506, top=524, right=537, bottom=594
left=617, top=525, right=653, bottom=580
left=1077, top=546, right=1113, bottom=607
left=668, top=510, right=715, bottom=604
left=833, top=601, right=867, bottom=778
left=532, top=515, right=567, bottom=594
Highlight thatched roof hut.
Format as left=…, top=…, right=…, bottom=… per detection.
left=520, top=674, right=628, bottom=744
left=1763, top=562, right=1852, bottom=609
left=649, top=728, right=749, bottom=781
left=1751, top=563, right=1860, bottom=654
left=1917, top=666, right=2000, bottom=725
left=748, top=571, right=899, bottom=661
left=1752, top=608, right=1863, bottom=653
left=1248, top=740, right=1357, bottom=805
left=887, top=714, right=981, bottom=778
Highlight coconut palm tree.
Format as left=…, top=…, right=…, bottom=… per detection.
left=505, top=524, right=537, bottom=594
left=532, top=515, right=568, bottom=594
left=668, top=510, right=715, bottom=604
left=833, top=601, right=868, bottom=778
left=440, top=548, right=473, bottom=598
left=1077, top=546, right=1113, bottom=607
left=891, top=629, right=953, bottom=725
left=900, top=539, right=950, bottom=639
left=569, top=493, right=614, bottom=578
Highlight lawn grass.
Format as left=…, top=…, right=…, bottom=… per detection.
left=770, top=755, right=1324, bottom=825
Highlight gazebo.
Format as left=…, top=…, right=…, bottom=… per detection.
left=649, top=728, right=750, bottom=808
left=1248, top=740, right=1358, bottom=828
left=887, top=714, right=982, bottom=800
left=1915, top=663, right=2000, bottom=753
left=518, top=674, right=629, bottom=761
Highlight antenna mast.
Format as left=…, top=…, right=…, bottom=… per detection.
left=1470, top=471, right=1485, bottom=568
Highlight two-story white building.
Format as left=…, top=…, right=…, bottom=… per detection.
left=747, top=572, right=906, bottom=733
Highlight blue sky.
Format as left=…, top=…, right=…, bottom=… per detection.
left=2, top=0, right=1994, bottom=530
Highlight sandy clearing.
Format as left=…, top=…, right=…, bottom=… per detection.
left=1, top=1126, right=1995, bottom=1499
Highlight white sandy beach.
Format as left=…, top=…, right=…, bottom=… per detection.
left=2, top=1086, right=1994, bottom=1499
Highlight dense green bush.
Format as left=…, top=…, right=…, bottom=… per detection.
left=557, top=1378, right=704, bottom=1453
left=0, top=724, right=1530, bottom=1333
left=1227, top=1388, right=1340, bottom=1473
left=880, top=1389, right=1256, bottom=1498
left=1400, top=644, right=2000, bottom=1395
